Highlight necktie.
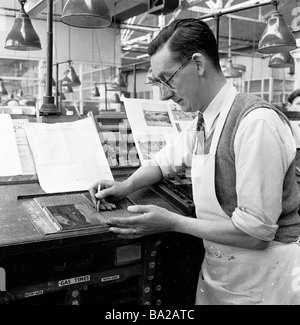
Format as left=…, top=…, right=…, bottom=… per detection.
left=195, top=111, right=205, bottom=154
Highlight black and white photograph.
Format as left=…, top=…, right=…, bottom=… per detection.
left=0, top=0, right=300, bottom=309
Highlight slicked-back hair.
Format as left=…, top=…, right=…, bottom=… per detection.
left=148, top=18, right=221, bottom=71
left=288, top=89, right=300, bottom=104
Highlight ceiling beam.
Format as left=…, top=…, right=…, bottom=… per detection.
left=27, top=0, right=61, bottom=17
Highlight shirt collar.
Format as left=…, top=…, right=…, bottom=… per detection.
left=203, top=81, right=237, bottom=134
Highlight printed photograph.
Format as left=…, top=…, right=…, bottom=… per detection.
left=45, top=203, right=102, bottom=230
left=142, top=110, right=172, bottom=127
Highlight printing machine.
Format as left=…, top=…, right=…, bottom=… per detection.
left=0, top=114, right=205, bottom=306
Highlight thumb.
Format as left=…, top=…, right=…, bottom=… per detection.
left=95, top=187, right=114, bottom=200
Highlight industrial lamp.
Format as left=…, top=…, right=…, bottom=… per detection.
left=111, top=71, right=126, bottom=89
left=268, top=52, right=294, bottom=68
left=111, top=93, right=121, bottom=104
left=91, top=83, right=100, bottom=97
left=0, top=79, right=8, bottom=96
left=258, top=1, right=297, bottom=54
left=223, top=58, right=243, bottom=79
left=223, top=15, right=242, bottom=79
left=5, top=0, right=41, bottom=51
left=61, top=0, right=111, bottom=29
left=62, top=85, right=74, bottom=94
left=61, top=62, right=81, bottom=87
left=41, top=74, right=56, bottom=87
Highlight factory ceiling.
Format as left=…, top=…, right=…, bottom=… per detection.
left=1, top=0, right=299, bottom=68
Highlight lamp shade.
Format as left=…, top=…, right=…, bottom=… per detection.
left=61, top=65, right=81, bottom=87
left=223, top=59, right=242, bottom=79
left=111, top=93, right=121, bottom=104
left=16, top=88, right=24, bottom=97
left=0, top=79, right=8, bottom=96
left=258, top=9, right=297, bottom=54
left=41, top=74, right=56, bottom=87
left=111, top=72, right=126, bottom=89
left=91, top=84, right=100, bottom=97
left=268, top=52, right=294, bottom=68
left=5, top=0, right=41, bottom=51
left=62, top=85, right=74, bottom=93
left=61, top=0, right=111, bottom=29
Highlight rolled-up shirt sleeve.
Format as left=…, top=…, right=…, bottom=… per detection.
left=232, top=108, right=297, bottom=241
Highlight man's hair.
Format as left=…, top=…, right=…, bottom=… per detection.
left=288, top=89, right=300, bottom=104
left=147, top=18, right=221, bottom=71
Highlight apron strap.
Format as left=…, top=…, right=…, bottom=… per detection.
left=209, top=88, right=239, bottom=155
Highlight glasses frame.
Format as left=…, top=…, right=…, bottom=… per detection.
left=154, top=56, right=193, bottom=89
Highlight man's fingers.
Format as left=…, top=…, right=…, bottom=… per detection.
left=109, top=227, right=141, bottom=238
left=128, top=205, right=153, bottom=214
left=95, top=188, right=113, bottom=200
left=98, top=201, right=117, bottom=211
left=105, top=215, right=143, bottom=227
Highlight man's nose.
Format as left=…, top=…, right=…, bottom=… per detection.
left=160, top=85, right=175, bottom=100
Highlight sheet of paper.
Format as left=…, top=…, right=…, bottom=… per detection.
left=168, top=102, right=197, bottom=132
left=0, top=114, right=22, bottom=176
left=12, top=119, right=37, bottom=175
left=123, top=98, right=179, bottom=165
left=25, top=116, right=113, bottom=193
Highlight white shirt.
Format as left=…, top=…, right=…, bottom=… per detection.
left=154, top=82, right=297, bottom=241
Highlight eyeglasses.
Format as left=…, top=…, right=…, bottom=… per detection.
left=153, top=56, right=193, bottom=89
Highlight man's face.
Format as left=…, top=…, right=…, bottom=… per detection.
left=150, top=45, right=201, bottom=112
left=291, top=96, right=300, bottom=112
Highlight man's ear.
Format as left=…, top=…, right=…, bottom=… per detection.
left=192, top=53, right=206, bottom=76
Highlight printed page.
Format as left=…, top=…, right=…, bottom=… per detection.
left=0, top=114, right=22, bottom=176
left=25, top=116, right=113, bottom=193
left=12, top=119, right=37, bottom=175
left=123, top=98, right=179, bottom=165
left=168, top=102, right=197, bottom=132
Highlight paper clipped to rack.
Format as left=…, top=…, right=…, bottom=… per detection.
left=0, top=114, right=22, bottom=176
left=123, top=98, right=196, bottom=165
left=25, top=116, right=113, bottom=193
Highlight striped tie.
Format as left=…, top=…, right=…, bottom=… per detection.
left=197, top=111, right=205, bottom=133
left=195, top=111, right=205, bottom=154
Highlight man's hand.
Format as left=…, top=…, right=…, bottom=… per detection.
left=105, top=205, right=177, bottom=238
left=88, top=179, right=130, bottom=212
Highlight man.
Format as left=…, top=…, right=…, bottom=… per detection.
left=89, top=19, right=300, bottom=305
left=288, top=89, right=300, bottom=112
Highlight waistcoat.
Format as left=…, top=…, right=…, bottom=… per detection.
left=207, top=93, right=300, bottom=243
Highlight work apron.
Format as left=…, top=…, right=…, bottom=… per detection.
left=192, top=89, right=300, bottom=305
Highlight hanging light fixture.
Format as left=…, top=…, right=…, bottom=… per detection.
left=41, top=74, right=56, bottom=87
left=258, top=1, right=297, bottom=54
left=5, top=0, right=41, bottom=51
left=232, top=63, right=246, bottom=73
left=223, top=59, right=243, bottom=79
left=91, top=83, right=100, bottom=97
left=268, top=51, right=294, bottom=68
left=0, top=79, right=8, bottom=96
left=62, top=85, right=74, bottom=94
left=16, top=87, right=24, bottom=97
left=61, top=61, right=81, bottom=87
left=111, top=70, right=126, bottom=90
left=111, top=93, right=121, bottom=104
left=61, top=0, right=111, bottom=29
left=223, top=15, right=242, bottom=79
